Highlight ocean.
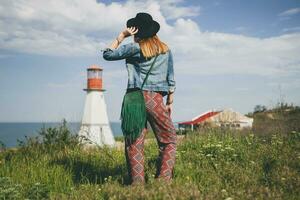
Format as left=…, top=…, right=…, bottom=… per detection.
left=0, top=122, right=123, bottom=148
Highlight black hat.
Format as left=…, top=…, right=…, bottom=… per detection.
left=126, top=12, right=160, bottom=39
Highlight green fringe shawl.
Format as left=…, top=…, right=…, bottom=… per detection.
left=120, top=90, right=146, bottom=142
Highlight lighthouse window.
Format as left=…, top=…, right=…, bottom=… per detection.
left=88, top=70, right=103, bottom=78
left=88, top=71, right=97, bottom=78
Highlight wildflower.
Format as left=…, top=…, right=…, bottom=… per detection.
left=225, top=197, right=233, bottom=200
left=206, top=154, right=212, bottom=157
left=221, top=189, right=227, bottom=196
left=225, top=146, right=234, bottom=151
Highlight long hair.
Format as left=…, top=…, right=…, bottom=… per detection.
left=138, top=35, right=169, bottom=59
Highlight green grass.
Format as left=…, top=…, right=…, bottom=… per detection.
left=0, top=122, right=299, bottom=199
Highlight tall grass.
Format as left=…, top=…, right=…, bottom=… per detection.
left=0, top=120, right=299, bottom=199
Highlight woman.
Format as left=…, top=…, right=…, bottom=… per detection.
left=102, top=12, right=177, bottom=185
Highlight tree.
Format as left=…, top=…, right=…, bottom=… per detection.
left=254, top=105, right=267, bottom=113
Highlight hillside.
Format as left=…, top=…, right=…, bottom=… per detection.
left=0, top=121, right=299, bottom=199
left=252, top=105, right=300, bottom=135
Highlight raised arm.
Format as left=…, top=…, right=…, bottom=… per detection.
left=108, top=27, right=138, bottom=49
left=102, top=27, right=139, bottom=61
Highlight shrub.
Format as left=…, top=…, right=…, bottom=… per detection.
left=26, top=182, right=50, bottom=200
left=0, top=177, right=23, bottom=200
left=17, top=119, right=83, bottom=154
left=0, top=140, right=6, bottom=152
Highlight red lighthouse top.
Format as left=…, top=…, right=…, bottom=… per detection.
left=85, top=65, right=105, bottom=91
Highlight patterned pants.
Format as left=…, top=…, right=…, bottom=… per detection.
left=125, top=90, right=177, bottom=184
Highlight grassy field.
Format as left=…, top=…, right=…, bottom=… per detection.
left=0, top=120, right=299, bottom=199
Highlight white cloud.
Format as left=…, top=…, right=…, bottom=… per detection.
left=278, top=7, right=300, bottom=17
left=282, top=26, right=300, bottom=33
left=166, top=28, right=300, bottom=76
left=0, top=0, right=197, bottom=56
left=0, top=0, right=299, bottom=78
left=234, top=26, right=248, bottom=32
left=158, top=0, right=200, bottom=20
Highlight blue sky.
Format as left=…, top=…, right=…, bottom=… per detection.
left=0, top=0, right=299, bottom=122
left=192, top=0, right=300, bottom=37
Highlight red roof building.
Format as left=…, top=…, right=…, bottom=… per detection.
left=179, top=111, right=220, bottom=125
left=178, top=109, right=253, bottom=131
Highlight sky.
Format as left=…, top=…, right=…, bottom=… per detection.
left=0, top=0, right=300, bottom=122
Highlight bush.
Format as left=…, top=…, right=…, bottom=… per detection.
left=0, top=140, right=6, bottom=152
left=26, top=182, right=50, bottom=200
left=0, top=177, right=22, bottom=200
left=17, top=119, right=83, bottom=154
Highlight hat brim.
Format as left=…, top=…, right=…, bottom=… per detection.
left=126, top=18, right=160, bottom=39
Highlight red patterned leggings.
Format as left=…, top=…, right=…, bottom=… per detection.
left=125, top=90, right=177, bottom=184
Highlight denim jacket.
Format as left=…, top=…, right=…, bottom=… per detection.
left=102, top=42, right=175, bottom=95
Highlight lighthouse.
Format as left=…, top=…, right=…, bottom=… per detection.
left=78, top=65, right=115, bottom=147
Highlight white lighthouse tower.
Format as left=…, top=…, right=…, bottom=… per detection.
left=78, top=65, right=115, bottom=147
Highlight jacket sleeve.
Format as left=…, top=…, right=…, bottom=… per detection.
left=167, top=50, right=176, bottom=93
left=102, top=43, right=140, bottom=61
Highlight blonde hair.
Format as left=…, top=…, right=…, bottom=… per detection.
left=138, top=35, right=169, bottom=59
